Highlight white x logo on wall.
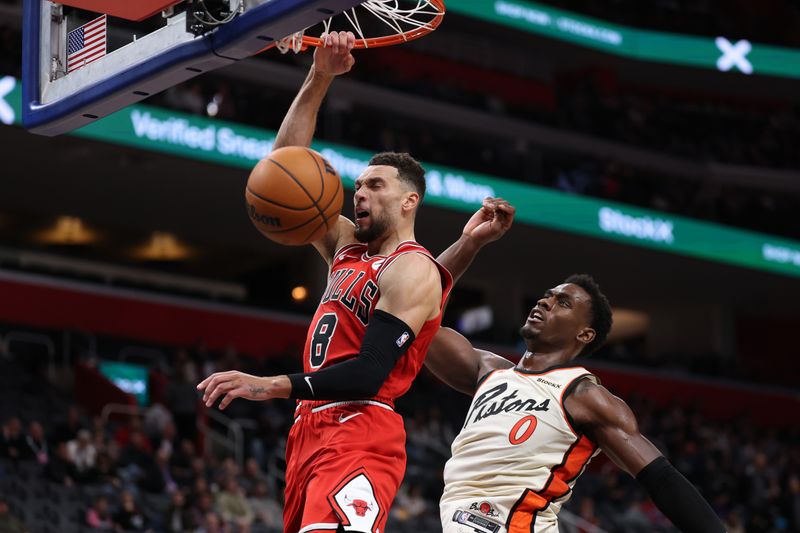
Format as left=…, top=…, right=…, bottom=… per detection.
left=715, top=37, right=753, bottom=74
left=0, top=76, right=15, bottom=125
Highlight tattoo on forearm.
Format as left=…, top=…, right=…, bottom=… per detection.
left=249, top=386, right=267, bottom=396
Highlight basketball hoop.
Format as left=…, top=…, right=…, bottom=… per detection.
left=275, top=0, right=445, bottom=53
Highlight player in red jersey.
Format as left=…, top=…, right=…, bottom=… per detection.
left=197, top=32, right=515, bottom=533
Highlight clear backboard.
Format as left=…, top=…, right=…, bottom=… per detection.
left=22, top=0, right=365, bottom=136
left=22, top=0, right=446, bottom=136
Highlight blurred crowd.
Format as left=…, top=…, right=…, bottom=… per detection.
left=3, top=343, right=799, bottom=533
left=0, top=403, right=285, bottom=533
left=0, top=342, right=295, bottom=533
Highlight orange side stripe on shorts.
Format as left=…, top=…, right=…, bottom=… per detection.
left=507, top=435, right=596, bottom=531
left=507, top=490, right=548, bottom=533
left=542, top=435, right=596, bottom=500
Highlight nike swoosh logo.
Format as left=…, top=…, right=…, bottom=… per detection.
left=304, top=376, right=314, bottom=396
left=338, top=412, right=362, bottom=423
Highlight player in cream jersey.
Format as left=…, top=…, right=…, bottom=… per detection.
left=441, top=366, right=600, bottom=532
left=423, top=272, right=727, bottom=533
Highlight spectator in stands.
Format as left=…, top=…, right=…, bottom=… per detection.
left=114, top=417, right=152, bottom=453
left=0, top=498, right=27, bottom=533
left=46, top=440, right=76, bottom=486
left=724, top=510, right=746, bottom=533
left=67, top=428, right=97, bottom=481
left=140, top=447, right=177, bottom=494
left=144, top=401, right=174, bottom=443
left=112, top=490, right=151, bottom=532
left=24, top=420, right=48, bottom=465
left=1, top=417, right=25, bottom=460
left=53, top=405, right=85, bottom=444
left=164, top=489, right=196, bottom=533
left=215, top=457, right=240, bottom=488
left=247, top=481, right=282, bottom=532
left=789, top=474, right=800, bottom=532
left=85, top=495, right=113, bottom=530
left=197, top=511, right=229, bottom=533
left=189, top=492, right=217, bottom=530
left=190, top=341, right=214, bottom=379
left=170, top=438, right=196, bottom=487
left=617, top=497, right=657, bottom=532
left=190, top=467, right=211, bottom=501
left=390, top=483, right=428, bottom=523
left=575, top=497, right=601, bottom=532
left=93, top=427, right=113, bottom=459
left=118, top=428, right=157, bottom=491
left=93, top=451, right=122, bottom=491
left=167, top=360, right=199, bottom=442
left=216, top=477, right=254, bottom=532
left=154, top=420, right=178, bottom=458
left=238, top=458, right=266, bottom=495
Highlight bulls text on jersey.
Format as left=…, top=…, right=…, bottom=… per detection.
left=320, top=267, right=380, bottom=326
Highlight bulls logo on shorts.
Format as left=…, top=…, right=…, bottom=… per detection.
left=329, top=468, right=382, bottom=532
left=346, top=497, right=373, bottom=517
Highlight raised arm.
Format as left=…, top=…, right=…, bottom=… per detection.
left=272, top=31, right=357, bottom=264
left=437, top=197, right=515, bottom=283
left=273, top=31, right=354, bottom=150
left=425, top=328, right=513, bottom=396
left=566, top=381, right=727, bottom=533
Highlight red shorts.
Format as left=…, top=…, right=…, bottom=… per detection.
left=283, top=399, right=406, bottom=533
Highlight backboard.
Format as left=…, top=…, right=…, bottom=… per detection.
left=22, top=0, right=364, bottom=136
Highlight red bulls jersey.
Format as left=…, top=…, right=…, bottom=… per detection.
left=302, top=240, right=453, bottom=402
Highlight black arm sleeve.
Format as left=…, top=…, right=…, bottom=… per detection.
left=287, top=310, right=415, bottom=400
left=636, top=457, right=726, bottom=533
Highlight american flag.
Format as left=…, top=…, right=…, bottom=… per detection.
left=67, top=15, right=107, bottom=73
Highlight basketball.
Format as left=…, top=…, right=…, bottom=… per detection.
left=245, top=146, right=344, bottom=246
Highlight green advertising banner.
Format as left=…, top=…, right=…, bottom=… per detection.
left=3, top=76, right=800, bottom=278
left=449, top=1, right=800, bottom=80
left=98, top=361, right=149, bottom=406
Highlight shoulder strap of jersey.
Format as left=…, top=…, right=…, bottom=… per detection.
left=330, top=242, right=367, bottom=268
left=375, top=245, right=454, bottom=306
left=333, top=242, right=366, bottom=257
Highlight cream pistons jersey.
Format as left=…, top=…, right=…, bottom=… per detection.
left=440, top=366, right=601, bottom=533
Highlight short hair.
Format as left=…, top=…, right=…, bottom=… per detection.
left=369, top=152, right=426, bottom=200
left=564, top=274, right=612, bottom=356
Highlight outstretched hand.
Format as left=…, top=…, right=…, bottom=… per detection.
left=462, top=197, right=515, bottom=247
left=313, top=31, right=356, bottom=77
left=197, top=370, right=288, bottom=410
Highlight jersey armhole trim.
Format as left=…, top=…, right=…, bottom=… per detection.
left=474, top=367, right=502, bottom=391
left=561, top=374, right=598, bottom=441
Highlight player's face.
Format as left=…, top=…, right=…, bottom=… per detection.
left=353, top=165, right=405, bottom=242
left=520, top=283, right=594, bottom=348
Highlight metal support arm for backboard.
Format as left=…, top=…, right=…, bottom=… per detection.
left=22, top=0, right=362, bottom=136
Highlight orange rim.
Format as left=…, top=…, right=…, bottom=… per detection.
left=300, top=0, right=446, bottom=49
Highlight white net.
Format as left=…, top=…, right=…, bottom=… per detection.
left=276, top=0, right=445, bottom=53
left=275, top=30, right=305, bottom=54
